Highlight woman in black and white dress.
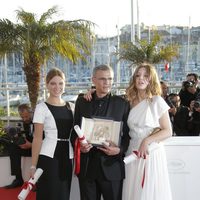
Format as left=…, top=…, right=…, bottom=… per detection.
left=31, top=67, right=74, bottom=200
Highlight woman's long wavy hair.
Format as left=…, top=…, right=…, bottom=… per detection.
left=126, top=63, right=162, bottom=105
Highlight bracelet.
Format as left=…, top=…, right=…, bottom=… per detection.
left=30, top=165, right=36, bottom=170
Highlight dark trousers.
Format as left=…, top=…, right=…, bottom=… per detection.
left=78, top=177, right=123, bottom=200
left=8, top=144, right=31, bottom=179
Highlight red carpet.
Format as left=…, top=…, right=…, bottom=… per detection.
left=0, top=187, right=36, bottom=200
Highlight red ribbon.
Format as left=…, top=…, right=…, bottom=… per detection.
left=22, top=181, right=36, bottom=190
left=79, top=136, right=86, bottom=142
left=74, top=136, right=86, bottom=175
left=132, top=150, right=146, bottom=188
left=141, top=167, right=145, bottom=188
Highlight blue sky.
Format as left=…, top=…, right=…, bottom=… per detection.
left=0, top=0, right=199, bottom=37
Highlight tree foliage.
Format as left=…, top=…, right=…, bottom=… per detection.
left=117, top=32, right=179, bottom=67
left=0, top=6, right=95, bottom=109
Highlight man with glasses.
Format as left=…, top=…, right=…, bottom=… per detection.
left=71, top=64, right=130, bottom=200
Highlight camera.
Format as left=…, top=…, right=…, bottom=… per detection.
left=182, top=80, right=195, bottom=90
left=194, top=100, right=200, bottom=109
left=0, top=124, right=26, bottom=146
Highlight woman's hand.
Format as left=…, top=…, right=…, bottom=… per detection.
left=168, top=107, right=176, bottom=116
left=137, top=139, right=149, bottom=159
left=30, top=166, right=36, bottom=178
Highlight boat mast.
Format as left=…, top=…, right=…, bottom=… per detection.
left=185, top=16, right=191, bottom=75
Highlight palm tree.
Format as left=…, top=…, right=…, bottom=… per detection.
left=0, top=6, right=94, bottom=109
left=117, top=32, right=179, bottom=67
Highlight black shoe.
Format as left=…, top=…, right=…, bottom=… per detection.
left=4, top=179, right=23, bottom=189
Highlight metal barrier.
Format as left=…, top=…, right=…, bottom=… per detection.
left=0, top=82, right=182, bottom=117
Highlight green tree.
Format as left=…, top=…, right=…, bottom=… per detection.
left=0, top=6, right=94, bottom=109
left=118, top=32, right=179, bottom=67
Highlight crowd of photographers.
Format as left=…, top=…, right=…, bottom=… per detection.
left=161, top=73, right=200, bottom=136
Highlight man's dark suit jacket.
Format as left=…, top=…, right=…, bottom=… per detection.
left=71, top=93, right=130, bottom=181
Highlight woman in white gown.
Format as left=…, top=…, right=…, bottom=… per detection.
left=122, top=63, right=173, bottom=200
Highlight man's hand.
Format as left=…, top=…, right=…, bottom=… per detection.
left=194, top=107, right=200, bottom=112
left=83, top=88, right=96, bottom=101
left=168, top=107, right=176, bottom=115
left=97, top=141, right=120, bottom=156
left=19, top=139, right=32, bottom=149
left=80, top=143, right=93, bottom=153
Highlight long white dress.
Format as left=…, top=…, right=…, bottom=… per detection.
left=122, top=95, right=172, bottom=200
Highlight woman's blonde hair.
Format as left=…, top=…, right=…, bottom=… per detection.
left=126, top=63, right=162, bottom=105
left=46, top=67, right=65, bottom=84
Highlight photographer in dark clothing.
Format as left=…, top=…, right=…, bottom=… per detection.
left=4, top=103, right=33, bottom=189
left=173, top=93, right=200, bottom=136
left=160, top=81, right=169, bottom=101
left=186, top=95, right=200, bottom=136
left=173, top=106, right=191, bottom=136
left=165, top=93, right=180, bottom=128
left=186, top=73, right=200, bottom=93
left=179, top=80, right=198, bottom=107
